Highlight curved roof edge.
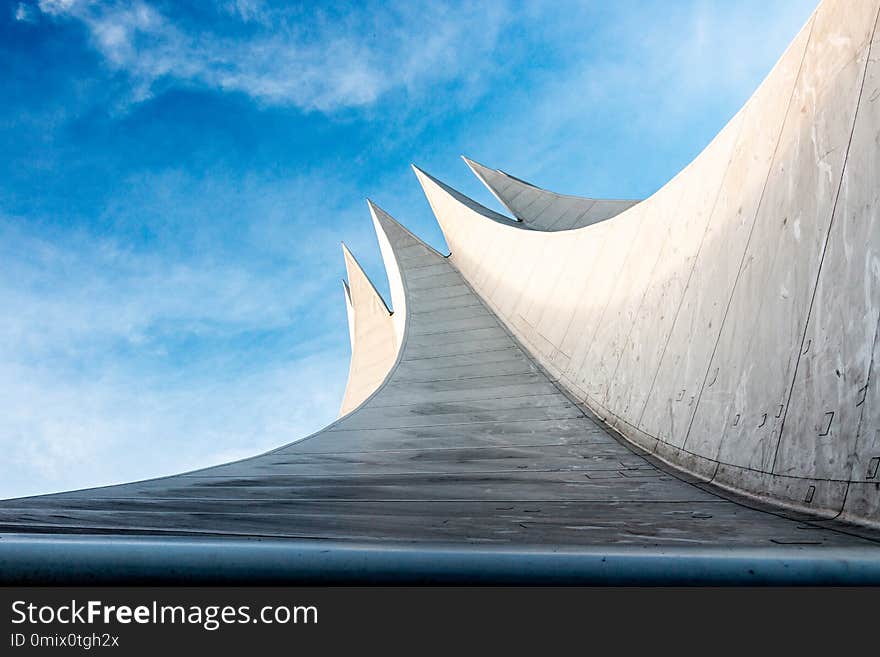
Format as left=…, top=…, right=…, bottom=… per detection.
left=462, top=156, right=640, bottom=231
left=412, top=164, right=524, bottom=232
left=338, top=241, right=399, bottom=417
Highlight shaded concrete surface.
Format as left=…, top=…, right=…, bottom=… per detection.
left=0, top=204, right=878, bottom=552
left=417, top=0, right=880, bottom=529
left=463, top=156, right=639, bottom=230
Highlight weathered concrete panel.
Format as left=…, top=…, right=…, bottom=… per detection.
left=775, top=13, right=880, bottom=483
left=419, top=0, right=880, bottom=527
left=688, top=1, right=877, bottom=477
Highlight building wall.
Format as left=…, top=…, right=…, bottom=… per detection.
left=420, top=0, right=880, bottom=527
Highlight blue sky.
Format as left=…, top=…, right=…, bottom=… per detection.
left=0, top=0, right=816, bottom=499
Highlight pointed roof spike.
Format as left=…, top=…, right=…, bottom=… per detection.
left=461, top=156, right=528, bottom=220
left=412, top=164, right=524, bottom=245
left=460, top=155, right=640, bottom=230
left=462, top=155, right=542, bottom=190
left=340, top=241, right=391, bottom=316
left=412, top=164, right=520, bottom=227
left=337, top=229, right=400, bottom=418
left=366, top=200, right=409, bottom=349
left=341, top=278, right=356, bottom=352
left=367, top=197, right=447, bottom=258
left=413, top=165, right=522, bottom=261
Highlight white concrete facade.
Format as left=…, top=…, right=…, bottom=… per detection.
left=417, top=0, right=880, bottom=528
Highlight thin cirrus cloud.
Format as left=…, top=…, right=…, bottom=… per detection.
left=0, top=174, right=353, bottom=500
left=27, top=0, right=510, bottom=110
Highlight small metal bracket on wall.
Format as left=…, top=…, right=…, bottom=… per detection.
left=819, top=411, right=834, bottom=437
left=867, top=456, right=880, bottom=480
left=804, top=485, right=816, bottom=504
left=707, top=368, right=719, bottom=387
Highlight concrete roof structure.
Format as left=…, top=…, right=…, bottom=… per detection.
left=9, top=202, right=862, bottom=547
left=1, top=0, right=879, bottom=583
left=418, top=0, right=880, bottom=530
left=338, top=242, right=398, bottom=416
left=462, top=156, right=640, bottom=230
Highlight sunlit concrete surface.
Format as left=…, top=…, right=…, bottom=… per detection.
left=338, top=243, right=399, bottom=416
left=1, top=0, right=879, bottom=577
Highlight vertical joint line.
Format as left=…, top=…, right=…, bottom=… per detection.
left=771, top=8, right=880, bottom=471
left=681, top=15, right=817, bottom=451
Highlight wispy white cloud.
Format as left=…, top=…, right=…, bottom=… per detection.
left=450, top=0, right=817, bottom=201
left=0, top=167, right=366, bottom=499
left=27, top=0, right=510, bottom=111
left=14, top=2, right=37, bottom=22
left=221, top=0, right=267, bottom=24
left=0, top=347, right=347, bottom=499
